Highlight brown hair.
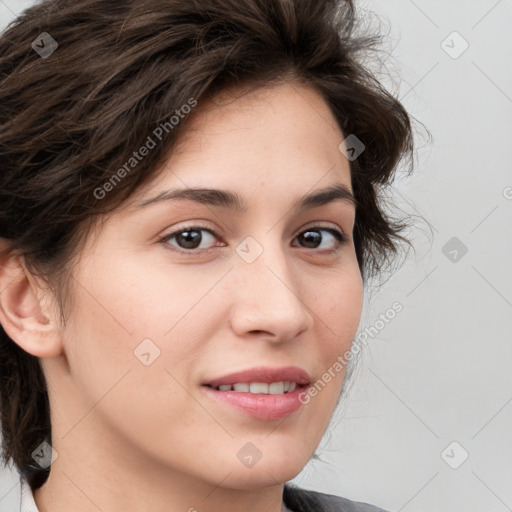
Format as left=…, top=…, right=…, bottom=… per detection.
left=0, top=0, right=414, bottom=488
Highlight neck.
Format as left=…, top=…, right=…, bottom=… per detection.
left=33, top=468, right=287, bottom=512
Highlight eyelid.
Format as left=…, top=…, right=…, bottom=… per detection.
left=298, top=220, right=347, bottom=236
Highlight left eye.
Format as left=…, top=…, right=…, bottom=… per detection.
left=293, top=228, right=346, bottom=250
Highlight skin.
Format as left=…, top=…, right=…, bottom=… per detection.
left=0, top=81, right=363, bottom=512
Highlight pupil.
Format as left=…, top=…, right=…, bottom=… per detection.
left=301, top=230, right=321, bottom=248
left=178, top=230, right=201, bottom=249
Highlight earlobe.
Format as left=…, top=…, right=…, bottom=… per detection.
left=0, top=252, right=63, bottom=358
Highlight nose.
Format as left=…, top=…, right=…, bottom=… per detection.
left=229, top=241, right=314, bottom=343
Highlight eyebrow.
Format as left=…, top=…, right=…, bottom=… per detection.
left=136, top=183, right=357, bottom=212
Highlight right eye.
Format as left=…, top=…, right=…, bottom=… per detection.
left=159, top=225, right=223, bottom=253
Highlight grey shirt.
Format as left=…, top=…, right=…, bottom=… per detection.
left=283, top=483, right=391, bottom=512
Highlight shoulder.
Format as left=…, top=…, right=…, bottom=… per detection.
left=283, top=483, right=392, bottom=512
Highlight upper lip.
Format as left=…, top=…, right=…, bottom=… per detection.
left=203, top=366, right=311, bottom=388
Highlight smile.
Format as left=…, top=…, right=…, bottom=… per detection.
left=207, top=381, right=298, bottom=393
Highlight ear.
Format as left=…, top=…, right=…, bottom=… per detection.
left=0, top=250, right=63, bottom=358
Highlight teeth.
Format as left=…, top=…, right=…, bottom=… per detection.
left=269, top=382, right=284, bottom=394
left=250, top=382, right=268, bottom=393
left=214, top=381, right=298, bottom=394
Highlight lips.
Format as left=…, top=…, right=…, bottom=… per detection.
left=202, top=365, right=311, bottom=389
left=201, top=366, right=312, bottom=420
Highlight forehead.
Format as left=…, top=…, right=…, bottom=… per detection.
left=125, top=81, right=351, bottom=209
left=177, top=80, right=343, bottom=150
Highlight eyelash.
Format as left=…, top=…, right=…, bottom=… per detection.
left=158, top=223, right=349, bottom=256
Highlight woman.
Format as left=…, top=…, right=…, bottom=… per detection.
left=0, top=1, right=414, bottom=511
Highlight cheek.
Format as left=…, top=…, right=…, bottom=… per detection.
left=59, top=277, right=211, bottom=460
left=307, top=269, right=363, bottom=404
left=316, top=269, right=363, bottom=349
left=67, top=247, right=224, bottom=348
left=61, top=251, right=224, bottom=395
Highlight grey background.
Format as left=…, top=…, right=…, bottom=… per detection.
left=0, top=1, right=511, bottom=511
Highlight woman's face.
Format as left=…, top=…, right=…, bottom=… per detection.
left=45, top=81, right=363, bottom=489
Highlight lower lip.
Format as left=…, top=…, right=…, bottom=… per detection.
left=201, top=385, right=307, bottom=420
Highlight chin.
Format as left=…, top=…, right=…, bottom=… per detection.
left=222, top=470, right=297, bottom=490
left=220, top=455, right=309, bottom=490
